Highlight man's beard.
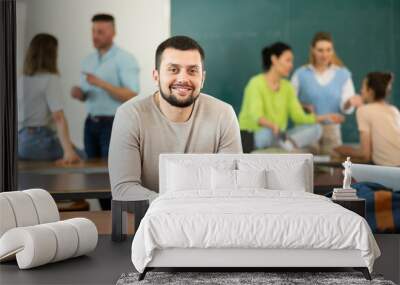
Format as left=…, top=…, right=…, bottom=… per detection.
left=159, top=82, right=200, bottom=108
left=94, top=41, right=112, bottom=50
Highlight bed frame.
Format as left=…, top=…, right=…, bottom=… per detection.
left=138, top=154, right=372, bottom=281
left=139, top=248, right=371, bottom=280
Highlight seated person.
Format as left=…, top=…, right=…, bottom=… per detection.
left=108, top=36, right=242, bottom=200
left=18, top=34, right=82, bottom=164
left=335, top=72, right=400, bottom=166
left=238, top=42, right=343, bottom=151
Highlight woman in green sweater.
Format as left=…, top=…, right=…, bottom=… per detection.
left=238, top=42, right=344, bottom=150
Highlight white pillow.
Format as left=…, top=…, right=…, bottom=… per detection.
left=167, top=162, right=212, bottom=192
left=211, top=168, right=236, bottom=190
left=211, top=169, right=268, bottom=191
left=166, top=159, right=236, bottom=192
left=238, top=159, right=308, bottom=191
left=266, top=163, right=307, bottom=192
left=237, top=169, right=268, bottom=189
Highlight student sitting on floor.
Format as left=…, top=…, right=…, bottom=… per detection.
left=238, top=42, right=343, bottom=151
left=334, top=72, right=400, bottom=166
left=18, top=33, right=83, bottom=164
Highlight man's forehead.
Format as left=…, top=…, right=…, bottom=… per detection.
left=161, top=48, right=202, bottom=67
left=93, top=21, right=114, bottom=29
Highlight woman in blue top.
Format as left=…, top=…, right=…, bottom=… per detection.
left=291, top=32, right=363, bottom=154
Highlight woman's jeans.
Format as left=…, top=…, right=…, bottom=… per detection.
left=18, top=127, right=85, bottom=160
left=254, top=124, right=322, bottom=149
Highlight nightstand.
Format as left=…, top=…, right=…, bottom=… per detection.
left=331, top=198, right=366, bottom=218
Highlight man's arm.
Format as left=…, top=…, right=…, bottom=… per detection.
left=88, top=54, right=140, bottom=102
left=71, top=86, right=87, bottom=101
left=108, top=107, right=156, bottom=201
left=75, top=59, right=91, bottom=101
left=217, top=106, right=243, bottom=153
left=85, top=73, right=137, bottom=102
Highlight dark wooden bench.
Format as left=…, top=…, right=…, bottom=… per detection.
left=18, top=172, right=111, bottom=200
left=18, top=159, right=108, bottom=174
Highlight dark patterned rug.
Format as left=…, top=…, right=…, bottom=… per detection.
left=116, top=271, right=396, bottom=285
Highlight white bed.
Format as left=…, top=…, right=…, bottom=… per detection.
left=131, top=154, right=380, bottom=280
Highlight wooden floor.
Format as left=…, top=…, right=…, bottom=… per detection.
left=0, top=211, right=135, bottom=284
left=1, top=232, right=398, bottom=285
left=0, top=235, right=134, bottom=285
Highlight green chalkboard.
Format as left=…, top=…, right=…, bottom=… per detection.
left=171, top=0, right=400, bottom=142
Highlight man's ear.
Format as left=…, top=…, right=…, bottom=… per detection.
left=110, top=22, right=116, bottom=37
left=201, top=71, right=206, bottom=89
left=152, top=69, right=159, bottom=86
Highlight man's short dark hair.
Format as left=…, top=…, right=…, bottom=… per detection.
left=155, top=35, right=205, bottom=70
left=92, top=14, right=115, bottom=24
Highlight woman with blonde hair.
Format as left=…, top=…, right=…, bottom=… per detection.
left=18, top=33, right=82, bottom=163
left=239, top=42, right=343, bottom=151
left=291, top=32, right=363, bottom=154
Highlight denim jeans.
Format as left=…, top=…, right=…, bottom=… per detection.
left=84, top=115, right=114, bottom=210
left=18, top=127, right=85, bottom=160
left=18, top=127, right=63, bottom=160
left=254, top=124, right=323, bottom=149
left=84, top=116, right=114, bottom=159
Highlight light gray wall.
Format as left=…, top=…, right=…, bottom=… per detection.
left=17, top=0, right=170, bottom=148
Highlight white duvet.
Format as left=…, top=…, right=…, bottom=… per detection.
left=131, top=190, right=380, bottom=273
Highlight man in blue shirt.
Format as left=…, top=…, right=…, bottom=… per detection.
left=71, top=13, right=140, bottom=160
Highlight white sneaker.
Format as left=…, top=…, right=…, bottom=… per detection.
left=277, top=139, right=295, bottom=152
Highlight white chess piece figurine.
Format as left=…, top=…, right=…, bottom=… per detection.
left=342, top=157, right=352, bottom=189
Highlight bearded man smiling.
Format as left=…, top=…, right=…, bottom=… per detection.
left=108, top=36, right=242, bottom=202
